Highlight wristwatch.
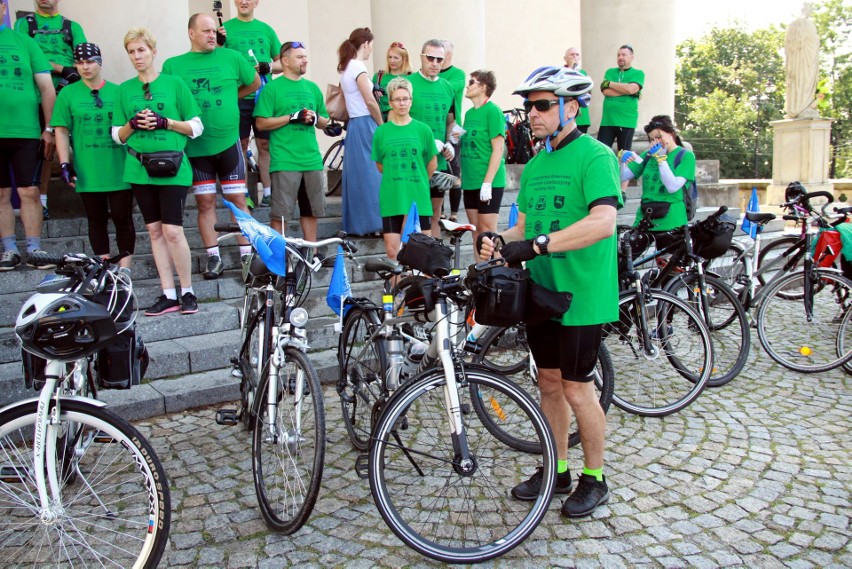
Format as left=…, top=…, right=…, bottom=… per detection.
left=44, top=127, right=55, bottom=134
left=534, top=234, right=550, bottom=255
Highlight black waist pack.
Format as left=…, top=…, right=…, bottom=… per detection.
left=129, top=148, right=183, bottom=178
left=524, top=281, right=573, bottom=326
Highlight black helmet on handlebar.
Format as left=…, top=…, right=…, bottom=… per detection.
left=785, top=181, right=807, bottom=204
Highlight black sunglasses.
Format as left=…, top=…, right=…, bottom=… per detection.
left=523, top=99, right=559, bottom=113
left=142, top=82, right=153, bottom=101
left=421, top=54, right=444, bottom=63
left=90, top=89, right=103, bottom=108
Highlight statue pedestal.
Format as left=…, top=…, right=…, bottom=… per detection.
left=765, top=117, right=833, bottom=204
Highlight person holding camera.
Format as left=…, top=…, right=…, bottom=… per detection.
left=52, top=43, right=135, bottom=270
left=222, top=0, right=282, bottom=208
left=14, top=0, right=87, bottom=220
left=163, top=13, right=260, bottom=280
left=338, top=27, right=383, bottom=237
left=254, top=41, right=329, bottom=242
left=478, top=66, right=622, bottom=519
left=112, top=28, right=203, bottom=316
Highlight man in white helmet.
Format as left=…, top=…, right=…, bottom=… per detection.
left=478, top=66, right=621, bottom=518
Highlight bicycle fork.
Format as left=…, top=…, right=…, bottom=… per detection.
left=263, top=325, right=308, bottom=453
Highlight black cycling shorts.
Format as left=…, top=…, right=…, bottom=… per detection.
left=0, top=138, right=41, bottom=188
left=382, top=214, right=432, bottom=234
left=526, top=320, right=604, bottom=382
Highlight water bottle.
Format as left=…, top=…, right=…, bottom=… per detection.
left=385, top=332, right=405, bottom=391
left=402, top=339, right=428, bottom=377
left=246, top=149, right=259, bottom=173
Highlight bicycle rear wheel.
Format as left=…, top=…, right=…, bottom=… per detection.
left=238, top=290, right=270, bottom=430
left=703, top=242, right=748, bottom=300
left=337, top=306, right=385, bottom=451
left=0, top=399, right=170, bottom=567
left=323, top=139, right=344, bottom=196
left=666, top=273, right=750, bottom=387
left=368, top=367, right=556, bottom=563
left=757, top=268, right=852, bottom=373
left=603, top=289, right=712, bottom=416
left=252, top=347, right=325, bottom=534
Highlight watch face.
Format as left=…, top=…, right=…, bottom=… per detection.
left=536, top=235, right=547, bottom=245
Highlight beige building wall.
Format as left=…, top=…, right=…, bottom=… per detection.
left=8, top=0, right=671, bottom=142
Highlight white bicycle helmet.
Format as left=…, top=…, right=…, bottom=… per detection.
left=513, top=66, right=594, bottom=99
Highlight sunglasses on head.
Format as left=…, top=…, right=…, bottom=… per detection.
left=421, top=54, right=444, bottom=63
left=90, top=89, right=103, bottom=108
left=523, top=99, right=559, bottom=113
left=281, top=41, right=305, bottom=54
left=390, top=41, right=406, bottom=50
left=142, top=82, right=152, bottom=101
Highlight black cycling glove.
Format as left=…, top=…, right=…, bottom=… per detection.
left=500, top=239, right=537, bottom=266
left=257, top=61, right=271, bottom=76
left=475, top=231, right=503, bottom=259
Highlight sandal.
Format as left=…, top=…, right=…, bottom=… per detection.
left=449, top=214, right=458, bottom=222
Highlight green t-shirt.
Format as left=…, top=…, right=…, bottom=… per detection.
left=440, top=65, right=466, bottom=124
left=113, top=74, right=201, bottom=186
left=51, top=80, right=129, bottom=193
left=0, top=27, right=51, bottom=139
left=518, top=134, right=623, bottom=326
left=253, top=76, right=327, bottom=172
left=408, top=72, right=455, bottom=171
left=371, top=119, right=437, bottom=217
left=162, top=49, right=256, bottom=157
left=222, top=17, right=281, bottom=99
left=460, top=101, right=506, bottom=190
left=629, top=147, right=695, bottom=231
left=575, top=68, right=591, bottom=127
left=372, top=71, right=404, bottom=118
left=600, top=67, right=644, bottom=129
left=14, top=13, right=86, bottom=89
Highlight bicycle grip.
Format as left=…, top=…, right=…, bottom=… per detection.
left=782, top=215, right=802, bottom=221
left=214, top=222, right=241, bottom=233
left=804, top=190, right=834, bottom=202
left=29, top=252, right=66, bottom=267
left=711, top=205, right=728, bottom=218
left=834, top=205, right=852, bottom=215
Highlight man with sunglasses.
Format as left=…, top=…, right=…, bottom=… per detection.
left=254, top=41, right=330, bottom=243
left=409, top=39, right=456, bottom=237
left=163, top=13, right=261, bottom=280
left=52, top=43, right=135, bottom=269
left=478, top=66, right=622, bottom=519
left=0, top=0, right=57, bottom=271
left=597, top=44, right=644, bottom=152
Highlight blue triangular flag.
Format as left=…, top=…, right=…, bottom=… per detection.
left=508, top=203, right=519, bottom=229
left=401, top=201, right=421, bottom=244
left=741, top=187, right=760, bottom=239
left=326, top=245, right=352, bottom=317
left=223, top=200, right=289, bottom=276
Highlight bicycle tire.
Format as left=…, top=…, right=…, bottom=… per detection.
left=757, top=268, right=852, bottom=373
left=323, top=139, right=344, bottom=196
left=470, top=339, right=615, bottom=454
left=757, top=235, right=804, bottom=298
left=665, top=273, right=751, bottom=387
left=474, top=323, right=528, bottom=375
left=252, top=346, right=325, bottom=534
left=703, top=242, right=748, bottom=301
left=368, top=367, right=556, bottom=563
left=238, top=290, right=270, bottom=430
left=337, top=306, right=385, bottom=451
left=0, top=399, right=170, bottom=568
left=603, top=289, right=712, bottom=417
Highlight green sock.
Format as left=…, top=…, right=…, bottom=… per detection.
left=583, top=466, right=603, bottom=481
left=557, top=460, right=569, bottom=474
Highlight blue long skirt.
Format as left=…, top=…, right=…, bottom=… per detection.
left=341, top=116, right=382, bottom=235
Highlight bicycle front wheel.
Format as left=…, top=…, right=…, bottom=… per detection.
left=0, top=399, right=170, bottom=567
left=603, top=289, right=713, bottom=416
left=252, top=346, right=325, bottom=534
left=757, top=268, right=852, bottom=373
left=369, top=367, right=556, bottom=564
left=337, top=306, right=385, bottom=451
left=666, top=273, right=751, bottom=387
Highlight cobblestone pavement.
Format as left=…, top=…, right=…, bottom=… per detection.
left=135, top=349, right=851, bottom=568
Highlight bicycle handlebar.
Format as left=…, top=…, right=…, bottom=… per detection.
left=214, top=224, right=358, bottom=255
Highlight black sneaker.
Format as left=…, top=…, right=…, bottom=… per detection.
left=0, top=251, right=21, bottom=271
left=145, top=295, right=180, bottom=316
left=27, top=250, right=57, bottom=269
left=511, top=466, right=573, bottom=501
left=561, top=474, right=609, bottom=518
left=181, top=292, right=198, bottom=314
left=203, top=255, right=224, bottom=280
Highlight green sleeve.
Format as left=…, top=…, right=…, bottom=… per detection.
left=267, top=24, right=281, bottom=59
left=237, top=51, right=257, bottom=86
left=71, top=21, right=87, bottom=46
left=254, top=86, right=273, bottom=117
left=176, top=79, right=201, bottom=120
left=51, top=88, right=72, bottom=128
left=583, top=151, right=621, bottom=206
left=422, top=123, right=438, bottom=162
left=674, top=148, right=695, bottom=182
left=486, top=103, right=506, bottom=139
left=627, top=153, right=647, bottom=177
left=371, top=127, right=383, bottom=162
left=29, top=38, right=51, bottom=73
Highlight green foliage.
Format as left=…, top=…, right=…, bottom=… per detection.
left=676, top=0, right=852, bottom=179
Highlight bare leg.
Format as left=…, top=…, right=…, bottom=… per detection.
left=383, top=232, right=401, bottom=261
left=257, top=138, right=272, bottom=190
left=17, top=186, right=43, bottom=241
left=299, top=216, right=318, bottom=242
left=161, top=223, right=193, bottom=290
left=147, top=221, right=176, bottom=291
left=195, top=193, right=218, bottom=249
left=564, top=380, right=605, bottom=470
left=430, top=196, right=443, bottom=238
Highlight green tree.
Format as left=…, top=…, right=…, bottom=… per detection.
left=675, top=24, right=785, bottom=178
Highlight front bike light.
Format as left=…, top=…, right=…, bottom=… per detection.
left=289, top=307, right=309, bottom=328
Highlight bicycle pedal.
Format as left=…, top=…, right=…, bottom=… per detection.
left=216, top=408, right=239, bottom=426
left=354, top=453, right=369, bottom=479
left=460, top=403, right=471, bottom=415
left=93, top=432, right=114, bottom=443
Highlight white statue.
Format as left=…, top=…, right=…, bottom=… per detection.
left=784, top=3, right=820, bottom=119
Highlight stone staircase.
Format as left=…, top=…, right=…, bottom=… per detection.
left=0, top=164, right=785, bottom=409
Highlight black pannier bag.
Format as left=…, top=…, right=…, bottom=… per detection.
left=96, top=325, right=149, bottom=390
left=397, top=233, right=454, bottom=276
left=691, top=214, right=736, bottom=259
left=467, top=264, right=529, bottom=327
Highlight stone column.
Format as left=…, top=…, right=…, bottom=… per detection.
left=580, top=0, right=676, bottom=136
left=765, top=118, right=834, bottom=204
